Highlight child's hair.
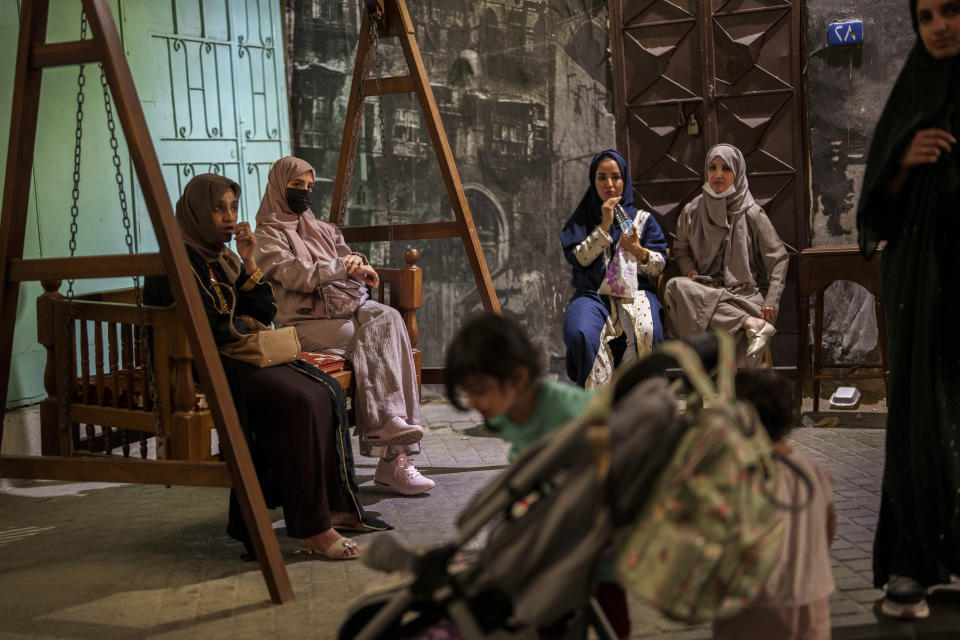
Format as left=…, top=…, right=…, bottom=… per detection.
left=735, top=369, right=795, bottom=442
left=445, top=312, right=544, bottom=410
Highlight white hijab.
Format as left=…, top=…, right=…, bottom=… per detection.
left=687, top=144, right=756, bottom=288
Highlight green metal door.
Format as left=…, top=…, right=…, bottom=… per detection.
left=123, top=0, right=291, bottom=249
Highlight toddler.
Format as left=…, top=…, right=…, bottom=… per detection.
left=713, top=369, right=837, bottom=640
left=445, top=312, right=629, bottom=638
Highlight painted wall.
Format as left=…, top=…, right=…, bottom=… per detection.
left=803, top=1, right=915, bottom=363
left=1, top=0, right=290, bottom=408
left=287, top=0, right=615, bottom=375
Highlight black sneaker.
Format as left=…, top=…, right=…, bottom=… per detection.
left=881, top=575, right=931, bottom=619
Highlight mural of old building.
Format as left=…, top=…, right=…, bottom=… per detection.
left=286, top=0, right=615, bottom=374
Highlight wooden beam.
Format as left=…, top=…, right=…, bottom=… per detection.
left=69, top=405, right=158, bottom=432
left=82, top=0, right=292, bottom=604
left=30, top=40, right=101, bottom=68
left=8, top=254, right=166, bottom=281
left=390, top=0, right=500, bottom=313
left=328, top=9, right=377, bottom=226
left=49, top=299, right=163, bottom=325
left=362, top=75, right=414, bottom=96
left=421, top=366, right=444, bottom=385
left=0, top=455, right=231, bottom=487
left=0, top=0, right=49, bottom=451
left=341, top=221, right=461, bottom=243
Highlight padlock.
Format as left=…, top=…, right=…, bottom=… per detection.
left=687, top=114, right=700, bottom=136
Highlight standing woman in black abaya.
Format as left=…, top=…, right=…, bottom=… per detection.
left=857, top=0, right=960, bottom=619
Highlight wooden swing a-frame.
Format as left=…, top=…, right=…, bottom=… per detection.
left=331, top=0, right=501, bottom=385
left=0, top=0, right=292, bottom=603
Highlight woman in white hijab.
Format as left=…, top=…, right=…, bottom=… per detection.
left=663, top=144, right=788, bottom=361
left=253, top=157, right=435, bottom=496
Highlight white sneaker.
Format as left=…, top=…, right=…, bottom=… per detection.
left=362, top=417, right=424, bottom=448
left=374, top=455, right=436, bottom=495
left=881, top=575, right=930, bottom=619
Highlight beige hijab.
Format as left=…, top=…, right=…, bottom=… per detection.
left=687, top=144, right=756, bottom=289
left=255, top=156, right=342, bottom=263
left=175, top=173, right=243, bottom=281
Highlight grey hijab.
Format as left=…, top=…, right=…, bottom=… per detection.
left=687, top=144, right=756, bottom=289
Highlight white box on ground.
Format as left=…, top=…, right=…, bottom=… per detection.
left=830, top=386, right=861, bottom=408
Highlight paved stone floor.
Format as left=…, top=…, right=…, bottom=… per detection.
left=1, top=397, right=958, bottom=639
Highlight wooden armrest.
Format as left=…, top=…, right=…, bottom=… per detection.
left=373, top=248, right=421, bottom=348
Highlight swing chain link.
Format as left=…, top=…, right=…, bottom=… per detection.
left=335, top=8, right=380, bottom=228
left=98, top=64, right=164, bottom=445
left=372, top=12, right=394, bottom=264
left=59, top=13, right=90, bottom=444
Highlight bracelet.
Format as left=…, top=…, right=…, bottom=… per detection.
left=639, top=248, right=650, bottom=265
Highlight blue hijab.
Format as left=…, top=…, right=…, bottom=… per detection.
left=560, top=150, right=635, bottom=253
left=560, top=150, right=666, bottom=294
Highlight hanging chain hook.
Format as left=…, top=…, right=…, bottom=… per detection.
left=99, top=64, right=163, bottom=449
left=59, top=12, right=89, bottom=445
left=372, top=13, right=394, bottom=265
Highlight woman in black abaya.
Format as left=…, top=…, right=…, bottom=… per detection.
left=857, top=0, right=960, bottom=619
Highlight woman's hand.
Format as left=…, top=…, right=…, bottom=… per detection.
left=600, top=196, right=620, bottom=231
left=901, top=128, right=955, bottom=168
left=354, top=264, right=380, bottom=288
left=344, top=254, right=364, bottom=276
left=686, top=269, right=699, bottom=278
left=234, top=222, right=258, bottom=273
left=619, top=230, right=649, bottom=263
left=761, top=306, right=778, bottom=323
left=892, top=128, right=956, bottom=197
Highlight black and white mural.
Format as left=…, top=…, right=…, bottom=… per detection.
left=285, top=0, right=615, bottom=374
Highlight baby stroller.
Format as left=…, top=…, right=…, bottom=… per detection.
left=338, top=335, right=723, bottom=640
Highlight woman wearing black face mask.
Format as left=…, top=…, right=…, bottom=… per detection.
left=254, top=157, right=436, bottom=497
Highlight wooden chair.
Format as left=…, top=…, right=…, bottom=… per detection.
left=797, top=244, right=888, bottom=411
left=36, top=249, right=423, bottom=462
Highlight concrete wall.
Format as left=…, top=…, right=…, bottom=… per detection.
left=803, top=1, right=915, bottom=363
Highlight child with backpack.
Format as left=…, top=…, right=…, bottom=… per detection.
left=445, top=312, right=631, bottom=638
left=713, top=369, right=837, bottom=640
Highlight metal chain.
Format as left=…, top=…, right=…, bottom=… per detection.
left=335, top=10, right=380, bottom=228
left=99, top=65, right=163, bottom=447
left=372, top=16, right=394, bottom=265
left=59, top=14, right=89, bottom=447
left=67, top=15, right=88, bottom=288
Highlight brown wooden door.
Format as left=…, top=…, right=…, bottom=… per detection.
left=609, top=0, right=808, bottom=367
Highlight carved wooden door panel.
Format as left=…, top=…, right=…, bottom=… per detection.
left=610, top=0, right=807, bottom=366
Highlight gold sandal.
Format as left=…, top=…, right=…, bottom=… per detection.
left=299, top=536, right=359, bottom=560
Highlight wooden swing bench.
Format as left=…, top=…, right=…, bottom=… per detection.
left=2, top=0, right=497, bottom=604
left=34, top=249, right=423, bottom=463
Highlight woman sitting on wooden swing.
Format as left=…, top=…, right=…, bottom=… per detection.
left=145, top=173, right=387, bottom=561
left=253, top=156, right=435, bottom=496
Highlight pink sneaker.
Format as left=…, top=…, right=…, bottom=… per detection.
left=362, top=417, right=424, bottom=447
left=374, top=455, right=436, bottom=495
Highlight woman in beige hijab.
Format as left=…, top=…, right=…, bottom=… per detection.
left=663, top=144, right=788, bottom=361
left=254, top=157, right=434, bottom=496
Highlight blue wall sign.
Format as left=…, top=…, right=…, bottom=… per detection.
left=828, top=20, right=864, bottom=46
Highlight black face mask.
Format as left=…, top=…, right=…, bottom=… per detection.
left=285, top=187, right=312, bottom=215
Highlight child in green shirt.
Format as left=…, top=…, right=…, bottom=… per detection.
left=445, top=312, right=630, bottom=638
left=445, top=312, right=591, bottom=459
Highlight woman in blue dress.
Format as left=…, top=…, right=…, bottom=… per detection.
left=560, top=150, right=668, bottom=388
